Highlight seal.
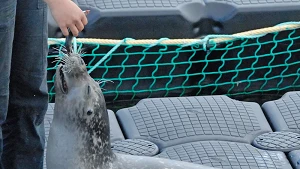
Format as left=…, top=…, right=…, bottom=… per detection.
left=46, top=49, right=218, bottom=169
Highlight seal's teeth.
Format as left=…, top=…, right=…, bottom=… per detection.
left=63, top=81, right=67, bottom=90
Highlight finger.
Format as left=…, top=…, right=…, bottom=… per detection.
left=69, top=24, right=79, bottom=37
left=60, top=26, right=69, bottom=36
left=83, top=10, right=90, bottom=16
left=81, top=14, right=88, bottom=25
left=75, top=21, right=84, bottom=32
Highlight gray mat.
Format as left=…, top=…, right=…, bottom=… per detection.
left=111, top=139, right=159, bottom=156
left=47, top=0, right=300, bottom=38
left=108, top=109, right=125, bottom=142
left=262, top=91, right=300, bottom=133
left=252, top=131, right=300, bottom=152
left=156, top=140, right=293, bottom=169
left=288, top=150, right=300, bottom=169
left=43, top=93, right=300, bottom=169
left=43, top=103, right=55, bottom=169
left=116, top=95, right=273, bottom=149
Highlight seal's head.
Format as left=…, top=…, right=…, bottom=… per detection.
left=54, top=52, right=115, bottom=168
left=55, top=52, right=88, bottom=95
left=54, top=52, right=100, bottom=123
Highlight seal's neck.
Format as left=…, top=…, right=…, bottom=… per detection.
left=76, top=105, right=117, bottom=168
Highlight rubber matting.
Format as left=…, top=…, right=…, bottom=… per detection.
left=252, top=131, right=300, bottom=152
left=43, top=92, right=300, bottom=169
left=111, top=139, right=159, bottom=156
left=47, top=0, right=300, bottom=38
left=262, top=91, right=300, bottom=169
left=116, top=95, right=273, bottom=148
left=115, top=94, right=300, bottom=168
left=108, top=109, right=125, bottom=142
left=43, top=103, right=54, bottom=169
left=262, top=91, right=300, bottom=133
left=156, top=141, right=293, bottom=169
left=288, top=150, right=300, bottom=169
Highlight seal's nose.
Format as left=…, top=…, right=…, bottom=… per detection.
left=64, top=31, right=73, bottom=54
left=64, top=10, right=90, bottom=54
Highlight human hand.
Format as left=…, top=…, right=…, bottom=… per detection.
left=45, top=0, right=88, bottom=37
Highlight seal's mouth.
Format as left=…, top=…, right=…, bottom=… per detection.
left=60, top=66, right=68, bottom=93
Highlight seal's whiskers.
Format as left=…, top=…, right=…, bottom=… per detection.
left=52, top=58, right=62, bottom=64
left=96, top=79, right=114, bottom=85
left=95, top=79, right=114, bottom=90
left=77, top=48, right=86, bottom=55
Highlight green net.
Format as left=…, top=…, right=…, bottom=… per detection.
left=47, top=22, right=300, bottom=107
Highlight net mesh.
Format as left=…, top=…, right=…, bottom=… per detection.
left=47, top=23, right=300, bottom=107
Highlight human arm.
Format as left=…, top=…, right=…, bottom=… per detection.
left=44, top=0, right=88, bottom=37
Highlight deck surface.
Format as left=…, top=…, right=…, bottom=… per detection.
left=43, top=92, right=300, bottom=169
left=43, top=103, right=54, bottom=169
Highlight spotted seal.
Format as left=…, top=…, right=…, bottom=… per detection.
left=46, top=49, right=218, bottom=169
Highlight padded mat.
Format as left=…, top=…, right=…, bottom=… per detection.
left=108, top=109, right=126, bottom=142
left=252, top=131, right=300, bottom=152
left=43, top=103, right=55, bottom=169
left=48, top=0, right=300, bottom=38
left=116, top=95, right=273, bottom=148
left=288, top=150, right=300, bottom=169
left=43, top=92, right=300, bottom=169
left=111, top=139, right=159, bottom=156
left=262, top=91, right=300, bottom=133
left=156, top=140, right=293, bottom=169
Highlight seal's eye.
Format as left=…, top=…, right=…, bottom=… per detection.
left=81, top=58, right=85, bottom=65
left=87, top=110, right=93, bottom=116
left=87, top=85, right=91, bottom=95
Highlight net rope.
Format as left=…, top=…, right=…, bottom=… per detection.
left=47, top=21, right=300, bottom=103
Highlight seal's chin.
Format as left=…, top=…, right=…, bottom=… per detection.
left=60, top=66, right=68, bottom=94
